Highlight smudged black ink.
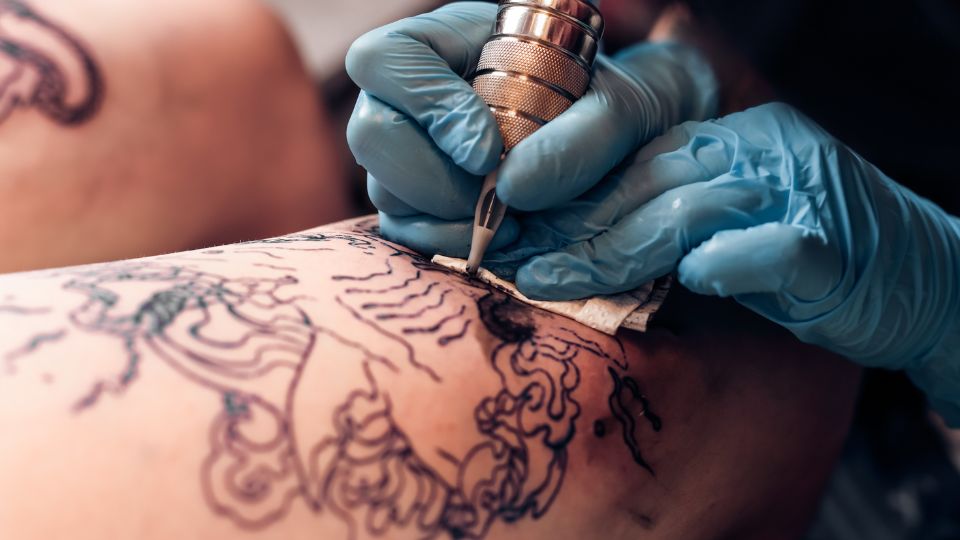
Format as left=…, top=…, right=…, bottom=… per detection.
left=476, top=292, right=534, bottom=343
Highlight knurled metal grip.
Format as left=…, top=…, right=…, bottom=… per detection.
left=471, top=0, right=603, bottom=150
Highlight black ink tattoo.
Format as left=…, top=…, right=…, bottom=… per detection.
left=0, top=304, right=49, bottom=315
left=437, top=319, right=471, bottom=346
left=4, top=328, right=65, bottom=373
left=0, top=0, right=104, bottom=125
left=606, top=367, right=662, bottom=474
left=0, top=218, right=662, bottom=538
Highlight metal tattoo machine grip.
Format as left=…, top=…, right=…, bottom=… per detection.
left=466, top=0, right=604, bottom=274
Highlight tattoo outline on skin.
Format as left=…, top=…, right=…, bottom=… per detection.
left=0, top=0, right=104, bottom=125
left=0, top=218, right=662, bottom=539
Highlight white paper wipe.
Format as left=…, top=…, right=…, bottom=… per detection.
left=432, top=255, right=670, bottom=335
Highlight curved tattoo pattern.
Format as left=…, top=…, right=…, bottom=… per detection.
left=605, top=367, right=663, bottom=474
left=59, top=263, right=315, bottom=411
left=1, top=220, right=662, bottom=539
left=0, top=0, right=104, bottom=125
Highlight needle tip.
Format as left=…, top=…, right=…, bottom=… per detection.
left=466, top=227, right=494, bottom=276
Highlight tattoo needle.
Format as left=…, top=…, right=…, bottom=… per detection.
left=466, top=168, right=506, bottom=275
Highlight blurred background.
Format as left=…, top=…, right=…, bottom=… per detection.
left=264, top=0, right=444, bottom=216
left=1, top=0, right=957, bottom=537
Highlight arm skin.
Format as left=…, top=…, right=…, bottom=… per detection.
left=0, top=216, right=861, bottom=540
left=0, top=0, right=351, bottom=273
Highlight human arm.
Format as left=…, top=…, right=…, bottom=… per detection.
left=0, top=215, right=860, bottom=539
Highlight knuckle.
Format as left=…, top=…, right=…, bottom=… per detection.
left=665, top=188, right=706, bottom=231
left=377, top=213, right=405, bottom=240
left=345, top=30, right=388, bottom=86
left=673, top=204, right=703, bottom=233
left=345, top=94, right=401, bottom=161
left=345, top=105, right=375, bottom=159
left=791, top=228, right=827, bottom=259
left=365, top=177, right=393, bottom=210
left=496, top=176, right=537, bottom=211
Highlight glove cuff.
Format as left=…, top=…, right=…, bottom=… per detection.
left=906, top=214, right=960, bottom=427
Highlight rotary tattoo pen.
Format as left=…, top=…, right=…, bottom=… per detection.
left=465, top=0, right=604, bottom=274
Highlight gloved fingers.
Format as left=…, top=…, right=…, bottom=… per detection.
left=632, top=120, right=740, bottom=188
left=379, top=212, right=520, bottom=259
left=562, top=123, right=741, bottom=229
left=678, top=222, right=841, bottom=301
left=366, top=175, right=419, bottom=217
left=527, top=119, right=742, bottom=232
left=496, top=60, right=650, bottom=211
left=634, top=120, right=701, bottom=161
left=495, top=56, right=728, bottom=213
left=501, top=124, right=746, bottom=251
left=348, top=92, right=482, bottom=220
left=345, top=2, right=502, bottom=175
left=515, top=178, right=780, bottom=300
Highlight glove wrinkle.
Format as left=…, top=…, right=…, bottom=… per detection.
left=507, top=102, right=960, bottom=423
left=347, top=93, right=481, bottom=220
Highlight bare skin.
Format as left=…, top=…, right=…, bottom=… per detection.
left=0, top=0, right=350, bottom=273
left=0, top=216, right=860, bottom=539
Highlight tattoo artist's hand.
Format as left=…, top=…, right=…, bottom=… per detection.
left=498, top=103, right=960, bottom=423
left=345, top=1, right=717, bottom=257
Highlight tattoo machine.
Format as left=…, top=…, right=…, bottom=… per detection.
left=466, top=0, right=604, bottom=274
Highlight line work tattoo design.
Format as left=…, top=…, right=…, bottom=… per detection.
left=0, top=0, right=104, bottom=125
left=0, top=218, right=661, bottom=539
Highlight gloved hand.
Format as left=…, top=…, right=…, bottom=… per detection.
left=503, top=103, right=960, bottom=424
left=345, top=1, right=717, bottom=257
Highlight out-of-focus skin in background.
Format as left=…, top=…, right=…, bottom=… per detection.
left=599, top=0, right=669, bottom=48
left=602, top=0, right=774, bottom=114
left=0, top=0, right=352, bottom=273
left=263, top=0, right=438, bottom=80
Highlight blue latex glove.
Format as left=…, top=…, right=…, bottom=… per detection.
left=345, top=1, right=717, bottom=257
left=504, top=103, right=960, bottom=425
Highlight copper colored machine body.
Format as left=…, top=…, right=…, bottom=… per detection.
left=466, top=0, right=604, bottom=274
